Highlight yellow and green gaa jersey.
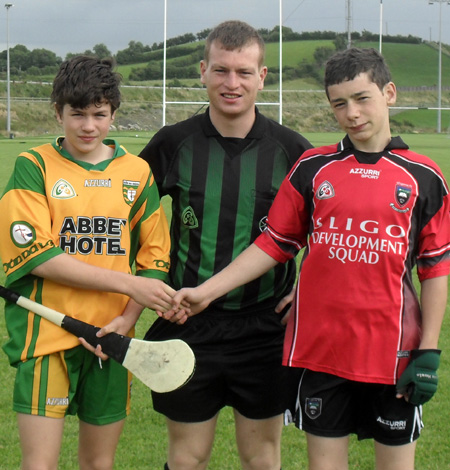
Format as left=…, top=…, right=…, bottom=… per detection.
left=0, top=138, right=170, bottom=365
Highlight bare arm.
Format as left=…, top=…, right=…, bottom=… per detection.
left=32, top=253, right=176, bottom=313
left=418, top=275, right=448, bottom=349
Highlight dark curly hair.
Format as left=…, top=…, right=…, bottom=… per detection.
left=51, top=55, right=121, bottom=114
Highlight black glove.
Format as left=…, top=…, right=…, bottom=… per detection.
left=396, top=349, right=441, bottom=406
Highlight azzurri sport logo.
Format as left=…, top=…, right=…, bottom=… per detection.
left=11, top=222, right=36, bottom=247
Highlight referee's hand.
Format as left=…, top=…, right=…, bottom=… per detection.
left=275, top=287, right=295, bottom=325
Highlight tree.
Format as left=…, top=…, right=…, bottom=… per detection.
left=197, top=29, right=211, bottom=40
left=116, top=41, right=151, bottom=64
left=166, top=33, right=196, bottom=48
left=30, top=48, right=61, bottom=68
left=9, top=44, right=31, bottom=71
left=313, top=46, right=335, bottom=67
left=93, top=43, right=113, bottom=59
left=334, top=34, right=347, bottom=51
left=129, top=61, right=161, bottom=81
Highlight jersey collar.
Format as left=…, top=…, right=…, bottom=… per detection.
left=52, top=137, right=127, bottom=170
left=339, top=135, right=410, bottom=152
left=202, top=107, right=265, bottom=139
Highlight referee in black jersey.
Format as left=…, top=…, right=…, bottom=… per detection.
left=139, top=20, right=312, bottom=470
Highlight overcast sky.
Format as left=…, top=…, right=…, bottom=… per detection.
left=1, top=0, right=449, bottom=58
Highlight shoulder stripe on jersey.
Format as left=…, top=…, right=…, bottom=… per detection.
left=418, top=243, right=450, bottom=259
left=4, top=154, right=46, bottom=195
left=266, top=226, right=303, bottom=251
left=288, top=148, right=342, bottom=181
left=388, top=151, right=449, bottom=194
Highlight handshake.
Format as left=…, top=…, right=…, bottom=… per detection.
left=158, top=284, right=223, bottom=325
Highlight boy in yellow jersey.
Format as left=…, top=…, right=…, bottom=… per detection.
left=0, top=56, right=174, bottom=470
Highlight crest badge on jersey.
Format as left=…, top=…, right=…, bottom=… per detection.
left=305, top=397, right=322, bottom=420
left=51, top=179, right=76, bottom=199
left=316, top=180, right=335, bottom=200
left=123, top=180, right=140, bottom=206
left=259, top=215, right=268, bottom=232
left=182, top=206, right=199, bottom=229
left=10, top=221, right=36, bottom=247
left=395, top=183, right=412, bottom=207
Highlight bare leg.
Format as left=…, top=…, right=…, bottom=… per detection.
left=166, top=415, right=218, bottom=470
left=18, top=413, right=65, bottom=470
left=234, top=410, right=283, bottom=470
left=374, top=440, right=416, bottom=470
left=306, top=433, right=349, bottom=470
left=78, top=419, right=125, bottom=470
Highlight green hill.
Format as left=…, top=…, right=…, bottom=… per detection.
left=119, top=40, right=450, bottom=89
left=359, top=42, right=450, bottom=87
left=1, top=40, right=449, bottom=137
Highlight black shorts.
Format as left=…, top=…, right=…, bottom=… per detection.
left=145, top=308, right=300, bottom=422
left=293, top=369, right=423, bottom=446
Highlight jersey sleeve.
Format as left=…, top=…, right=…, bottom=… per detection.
left=139, top=127, right=172, bottom=195
left=133, top=170, right=171, bottom=281
left=255, top=173, right=309, bottom=263
left=0, top=153, right=63, bottom=285
left=416, top=170, right=450, bottom=281
left=280, top=128, right=313, bottom=168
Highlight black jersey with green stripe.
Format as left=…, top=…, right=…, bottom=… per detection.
left=140, top=108, right=312, bottom=313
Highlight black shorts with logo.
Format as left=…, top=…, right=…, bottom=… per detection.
left=145, top=308, right=300, bottom=422
left=293, top=369, right=423, bottom=446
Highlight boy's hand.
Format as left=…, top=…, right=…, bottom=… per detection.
left=157, top=307, right=190, bottom=325
left=78, top=316, right=131, bottom=360
left=275, top=287, right=295, bottom=325
left=396, top=349, right=441, bottom=405
left=173, top=287, right=210, bottom=314
left=130, top=277, right=176, bottom=313
left=161, top=287, right=210, bottom=324
left=79, top=338, right=109, bottom=361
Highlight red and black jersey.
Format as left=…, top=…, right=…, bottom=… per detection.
left=255, top=135, right=450, bottom=384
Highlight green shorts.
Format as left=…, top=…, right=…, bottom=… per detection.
left=13, top=345, right=131, bottom=425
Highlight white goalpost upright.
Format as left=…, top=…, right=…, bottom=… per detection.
left=162, top=0, right=167, bottom=126
left=279, top=0, right=283, bottom=124
left=379, top=0, right=383, bottom=53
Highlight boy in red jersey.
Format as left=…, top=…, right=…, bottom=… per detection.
left=0, top=56, right=174, bottom=470
left=169, top=48, right=450, bottom=470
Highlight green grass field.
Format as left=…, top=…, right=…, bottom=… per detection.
left=0, top=133, right=450, bottom=469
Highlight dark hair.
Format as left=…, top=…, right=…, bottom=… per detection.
left=324, top=47, right=391, bottom=99
left=51, top=56, right=121, bottom=114
left=204, top=20, right=265, bottom=66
